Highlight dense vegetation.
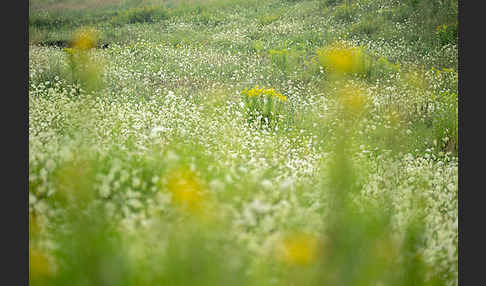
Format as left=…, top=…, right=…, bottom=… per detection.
left=29, top=0, right=458, bottom=285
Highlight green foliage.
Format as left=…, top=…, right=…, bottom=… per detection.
left=386, top=67, right=458, bottom=155
left=318, top=0, right=458, bottom=64
left=281, top=0, right=310, bottom=2
left=436, top=23, right=458, bottom=46
left=315, top=107, right=446, bottom=286
left=153, top=224, right=251, bottom=286
left=349, top=15, right=383, bottom=38
left=251, top=40, right=265, bottom=53
left=29, top=6, right=119, bottom=30
left=258, top=14, right=280, bottom=26
left=400, top=0, right=458, bottom=46
left=320, top=0, right=345, bottom=7
left=193, top=10, right=227, bottom=26
left=111, top=5, right=168, bottom=25
left=269, top=49, right=290, bottom=71
left=268, top=48, right=304, bottom=74
left=333, top=4, right=356, bottom=22
left=29, top=13, right=76, bottom=29
left=430, top=91, right=458, bottom=154
left=365, top=55, right=401, bottom=82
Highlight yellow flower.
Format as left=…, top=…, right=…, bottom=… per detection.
left=71, top=27, right=99, bottom=51
left=63, top=47, right=75, bottom=56
left=274, top=92, right=287, bottom=102
left=276, top=232, right=320, bottom=266
left=318, top=43, right=366, bottom=75
left=242, top=86, right=287, bottom=102
left=249, top=88, right=258, bottom=97
left=29, top=246, right=54, bottom=279
left=338, top=84, right=368, bottom=116
left=165, top=167, right=205, bottom=213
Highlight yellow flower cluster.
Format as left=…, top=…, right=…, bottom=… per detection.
left=276, top=232, right=320, bottom=266
left=242, top=86, right=287, bottom=102
left=71, top=27, right=99, bottom=51
left=317, top=43, right=366, bottom=75
left=165, top=168, right=205, bottom=213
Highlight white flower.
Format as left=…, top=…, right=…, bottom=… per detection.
left=29, top=193, right=37, bottom=205
left=99, top=184, right=111, bottom=198
left=150, top=126, right=165, bottom=137
left=225, top=174, right=233, bottom=183
left=280, top=178, right=293, bottom=191
left=209, top=179, right=225, bottom=192
left=34, top=200, right=48, bottom=214
left=45, top=159, right=56, bottom=171
left=128, top=198, right=143, bottom=209
left=447, top=183, right=456, bottom=192
left=261, top=179, right=273, bottom=190
left=242, top=208, right=257, bottom=227
left=105, top=202, right=116, bottom=217
left=250, top=199, right=271, bottom=215
left=132, top=177, right=141, bottom=188
left=166, top=150, right=179, bottom=163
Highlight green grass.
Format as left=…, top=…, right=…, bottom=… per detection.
left=29, top=0, right=458, bottom=285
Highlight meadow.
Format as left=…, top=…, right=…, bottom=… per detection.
left=29, top=0, right=458, bottom=285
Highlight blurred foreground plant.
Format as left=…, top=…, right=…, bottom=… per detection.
left=317, top=41, right=403, bottom=84
left=314, top=71, right=448, bottom=286
left=164, top=166, right=207, bottom=215
left=63, top=27, right=104, bottom=94
left=317, top=42, right=368, bottom=78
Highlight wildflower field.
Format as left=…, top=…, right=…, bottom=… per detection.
left=29, top=0, right=458, bottom=285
